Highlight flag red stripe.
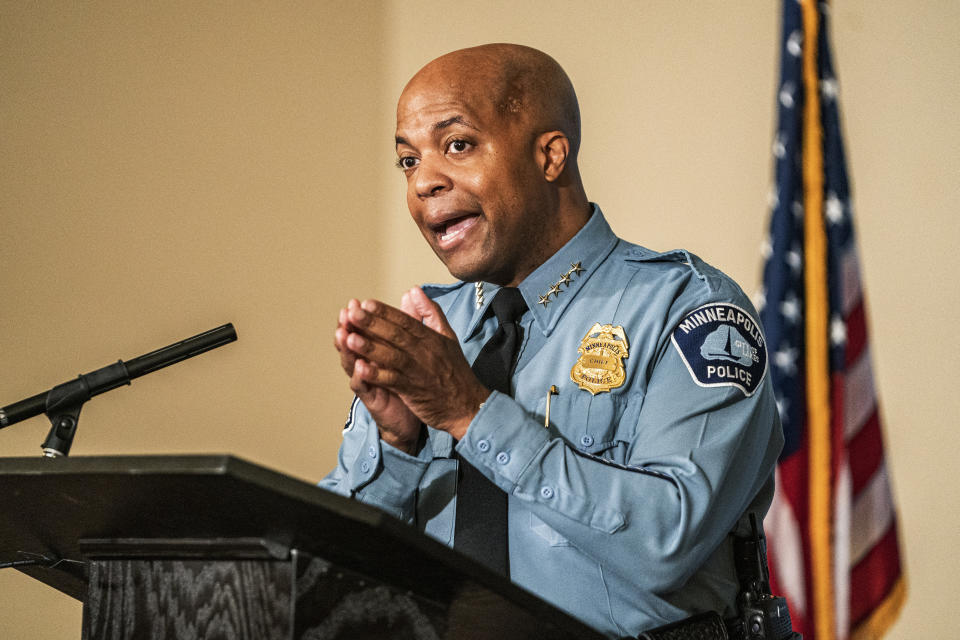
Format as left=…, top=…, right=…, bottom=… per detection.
left=848, top=522, right=903, bottom=627
left=847, top=409, right=883, bottom=496
left=844, top=298, right=867, bottom=367
left=778, top=444, right=811, bottom=525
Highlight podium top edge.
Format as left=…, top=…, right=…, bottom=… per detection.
left=0, top=454, right=248, bottom=476
left=0, top=455, right=291, bottom=484
left=0, top=454, right=388, bottom=527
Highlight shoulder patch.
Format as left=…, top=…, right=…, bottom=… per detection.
left=670, top=302, right=767, bottom=396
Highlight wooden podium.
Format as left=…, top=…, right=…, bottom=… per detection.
left=0, top=455, right=605, bottom=640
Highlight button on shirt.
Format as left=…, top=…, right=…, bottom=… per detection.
left=321, top=206, right=783, bottom=638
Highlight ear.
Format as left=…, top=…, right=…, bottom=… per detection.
left=535, top=131, right=570, bottom=182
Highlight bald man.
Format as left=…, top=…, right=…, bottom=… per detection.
left=325, top=44, right=783, bottom=638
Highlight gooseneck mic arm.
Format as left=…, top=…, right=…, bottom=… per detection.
left=0, top=323, right=237, bottom=457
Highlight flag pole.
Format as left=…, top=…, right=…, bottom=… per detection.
left=800, top=1, right=835, bottom=638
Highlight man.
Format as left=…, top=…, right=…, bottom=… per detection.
left=324, top=43, right=783, bottom=638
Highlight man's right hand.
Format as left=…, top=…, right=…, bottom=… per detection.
left=335, top=298, right=422, bottom=454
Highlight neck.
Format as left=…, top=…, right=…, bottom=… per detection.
left=498, top=194, right=592, bottom=288
left=553, top=172, right=592, bottom=247
left=491, top=168, right=591, bottom=288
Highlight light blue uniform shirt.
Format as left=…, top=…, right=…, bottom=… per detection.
left=321, top=206, right=783, bottom=638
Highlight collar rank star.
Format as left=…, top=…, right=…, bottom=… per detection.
left=570, top=323, right=629, bottom=394
left=670, top=302, right=768, bottom=396
left=538, top=262, right=585, bottom=307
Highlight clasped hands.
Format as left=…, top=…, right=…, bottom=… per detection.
left=334, top=287, right=490, bottom=454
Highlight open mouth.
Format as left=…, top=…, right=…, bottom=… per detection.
left=431, top=214, right=480, bottom=248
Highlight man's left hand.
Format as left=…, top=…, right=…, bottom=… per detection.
left=343, top=287, right=490, bottom=440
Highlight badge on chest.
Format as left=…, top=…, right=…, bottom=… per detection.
left=570, top=323, right=630, bottom=394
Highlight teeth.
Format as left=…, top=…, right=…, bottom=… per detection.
left=439, top=220, right=459, bottom=241
left=436, top=215, right=477, bottom=243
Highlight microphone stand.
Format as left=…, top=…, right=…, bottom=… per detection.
left=0, top=323, right=237, bottom=457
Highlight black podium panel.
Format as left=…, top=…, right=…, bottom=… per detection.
left=0, top=455, right=606, bottom=640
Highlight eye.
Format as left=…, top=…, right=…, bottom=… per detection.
left=395, top=156, right=419, bottom=170
left=446, top=139, right=472, bottom=155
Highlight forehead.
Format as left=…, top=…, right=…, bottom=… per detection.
left=396, top=73, right=501, bottom=136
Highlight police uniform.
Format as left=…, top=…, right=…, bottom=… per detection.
left=321, top=206, right=783, bottom=638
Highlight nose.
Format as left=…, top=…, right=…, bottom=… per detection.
left=413, top=154, right=452, bottom=199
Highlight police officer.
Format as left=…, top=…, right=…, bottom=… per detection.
left=326, top=43, right=783, bottom=638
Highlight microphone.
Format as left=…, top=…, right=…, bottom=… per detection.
left=0, top=323, right=237, bottom=455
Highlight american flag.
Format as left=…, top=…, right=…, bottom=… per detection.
left=757, top=2, right=906, bottom=639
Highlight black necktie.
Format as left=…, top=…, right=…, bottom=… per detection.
left=454, top=287, right=527, bottom=576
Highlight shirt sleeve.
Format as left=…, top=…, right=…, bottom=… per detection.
left=319, top=396, right=433, bottom=522
left=456, top=335, right=783, bottom=593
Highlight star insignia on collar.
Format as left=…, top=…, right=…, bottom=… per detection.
left=537, top=260, right=586, bottom=308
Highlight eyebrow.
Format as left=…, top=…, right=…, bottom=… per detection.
left=395, top=115, right=479, bottom=147
left=434, top=115, right=478, bottom=132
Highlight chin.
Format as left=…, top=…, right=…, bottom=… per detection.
left=441, top=254, right=491, bottom=284
left=445, top=263, right=483, bottom=283
left=434, top=241, right=510, bottom=285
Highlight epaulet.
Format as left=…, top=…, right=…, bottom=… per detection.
left=623, top=245, right=707, bottom=279
left=421, top=281, right=469, bottom=300
left=622, top=245, right=734, bottom=295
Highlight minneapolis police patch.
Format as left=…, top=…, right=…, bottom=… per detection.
left=670, top=302, right=767, bottom=396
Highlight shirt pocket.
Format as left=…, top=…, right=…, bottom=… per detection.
left=527, top=389, right=631, bottom=536
left=542, top=387, right=634, bottom=457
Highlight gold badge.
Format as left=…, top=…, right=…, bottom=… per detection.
left=570, top=323, right=629, bottom=394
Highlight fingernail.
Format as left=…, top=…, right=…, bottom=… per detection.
left=361, top=299, right=376, bottom=312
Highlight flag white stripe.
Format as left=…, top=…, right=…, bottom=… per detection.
left=841, top=247, right=862, bottom=316
left=844, top=347, right=876, bottom=440
left=768, top=468, right=807, bottom=616
left=834, top=459, right=852, bottom=639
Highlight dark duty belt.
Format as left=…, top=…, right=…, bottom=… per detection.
left=637, top=610, right=802, bottom=640
left=637, top=611, right=732, bottom=640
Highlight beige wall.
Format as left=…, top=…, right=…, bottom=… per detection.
left=1, top=2, right=957, bottom=638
